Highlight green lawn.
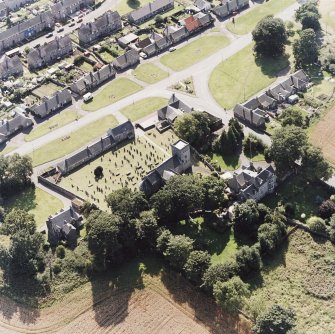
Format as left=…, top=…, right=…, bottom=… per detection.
left=4, top=187, right=63, bottom=229
left=209, top=44, right=289, bottom=110
left=25, top=110, right=79, bottom=142
left=120, top=97, right=168, bottom=121
left=30, top=115, right=118, bottom=166
left=262, top=175, right=331, bottom=220
left=226, top=0, right=296, bottom=35
left=160, top=35, right=230, bottom=71
left=0, top=144, right=17, bottom=155
left=133, top=63, right=169, bottom=84
left=211, top=152, right=241, bottom=171
left=79, top=61, right=94, bottom=72
left=82, top=78, right=143, bottom=112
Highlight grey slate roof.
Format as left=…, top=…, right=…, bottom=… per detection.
left=157, top=94, right=192, bottom=123
left=31, top=89, right=72, bottom=118
left=0, top=54, right=23, bottom=79
left=113, top=49, right=139, bottom=70
left=234, top=105, right=266, bottom=127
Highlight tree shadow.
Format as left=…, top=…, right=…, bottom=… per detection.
left=3, top=186, right=37, bottom=211
left=127, top=0, right=141, bottom=10
left=160, top=269, right=252, bottom=333
left=90, top=254, right=161, bottom=327
left=254, top=53, right=290, bottom=78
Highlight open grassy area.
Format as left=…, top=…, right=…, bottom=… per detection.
left=245, top=229, right=335, bottom=334
left=60, top=136, right=169, bottom=210
left=209, top=44, right=289, bottom=110
left=82, top=78, right=143, bottom=112
left=319, top=0, right=335, bottom=34
left=133, top=63, right=169, bottom=84
left=160, top=35, right=230, bottom=71
left=30, top=115, right=118, bottom=166
left=4, top=187, right=63, bottom=229
left=0, top=144, right=17, bottom=155
left=262, top=175, right=331, bottom=220
left=117, top=0, right=153, bottom=15
left=25, top=110, right=79, bottom=142
left=211, top=152, right=241, bottom=171
left=226, top=0, right=296, bottom=35
left=120, top=97, right=168, bottom=121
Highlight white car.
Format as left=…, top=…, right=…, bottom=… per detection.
left=169, top=47, right=176, bottom=52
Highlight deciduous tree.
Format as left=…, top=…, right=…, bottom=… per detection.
left=183, top=250, right=211, bottom=285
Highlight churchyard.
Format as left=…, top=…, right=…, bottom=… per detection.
left=59, top=135, right=171, bottom=210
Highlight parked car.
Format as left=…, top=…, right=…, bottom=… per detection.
left=169, top=47, right=176, bottom=52
left=55, top=22, right=62, bottom=27
left=69, top=22, right=75, bottom=27
left=57, top=27, right=64, bottom=33
left=77, top=18, right=83, bottom=23
left=46, top=32, right=53, bottom=38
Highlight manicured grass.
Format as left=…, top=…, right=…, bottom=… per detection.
left=145, top=128, right=179, bottom=151
left=79, top=61, right=94, bottom=72
left=226, top=0, right=296, bottom=35
left=30, top=115, right=118, bottom=166
left=117, top=0, right=153, bottom=15
left=245, top=229, right=335, bottom=333
left=0, top=144, right=17, bottom=155
left=160, top=35, right=230, bottom=71
left=60, top=136, right=169, bottom=210
left=245, top=152, right=265, bottom=162
left=25, top=110, right=79, bottom=142
left=209, top=44, right=289, bottom=110
left=211, top=152, right=241, bottom=171
left=262, top=175, right=331, bottom=219
left=120, top=97, right=168, bottom=121
left=133, top=63, right=169, bottom=84
left=4, top=187, right=63, bottom=229
left=82, top=78, right=143, bottom=112
left=320, top=0, right=335, bottom=33
left=99, top=51, right=114, bottom=63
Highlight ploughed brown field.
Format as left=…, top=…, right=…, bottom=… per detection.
left=0, top=274, right=251, bottom=334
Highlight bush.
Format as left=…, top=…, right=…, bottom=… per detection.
left=284, top=202, right=295, bottom=217
left=318, top=199, right=335, bottom=219
left=53, top=262, right=62, bottom=275
left=73, top=55, right=84, bottom=66
left=56, top=245, right=66, bottom=259
left=306, top=216, right=327, bottom=235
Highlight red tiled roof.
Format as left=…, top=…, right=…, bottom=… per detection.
left=184, top=16, right=201, bottom=32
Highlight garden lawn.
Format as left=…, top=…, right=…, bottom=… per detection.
left=25, top=110, right=79, bottom=142
left=30, top=115, right=118, bottom=166
left=262, top=175, right=331, bottom=220
left=120, top=97, right=168, bottom=121
left=4, top=187, right=63, bottom=229
left=117, top=0, right=153, bottom=15
left=211, top=152, right=241, bottom=171
left=209, top=44, right=289, bottom=110
left=226, top=0, right=296, bottom=35
left=160, top=35, right=230, bottom=71
left=82, top=78, right=143, bottom=112
left=133, top=63, right=169, bottom=84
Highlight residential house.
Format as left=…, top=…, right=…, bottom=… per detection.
left=70, top=63, right=115, bottom=95
left=0, top=54, right=23, bottom=80
left=213, top=0, right=249, bottom=19
left=140, top=139, right=192, bottom=196
left=0, top=108, right=33, bottom=143
left=267, top=82, right=294, bottom=103
left=194, top=0, right=211, bottom=12
left=180, top=12, right=213, bottom=34
left=117, top=32, right=139, bottom=48
left=27, top=36, right=73, bottom=70
left=57, top=121, right=135, bottom=175
left=0, top=1, right=7, bottom=18
left=30, top=89, right=72, bottom=118
left=163, top=25, right=188, bottom=43
left=127, top=0, right=174, bottom=25
left=78, top=11, right=122, bottom=45
left=47, top=206, right=82, bottom=246
left=290, top=69, right=309, bottom=91
left=113, top=49, right=139, bottom=71
left=51, top=0, right=95, bottom=21
left=0, top=12, right=55, bottom=54
left=257, top=92, right=277, bottom=111
left=224, top=163, right=276, bottom=202
left=4, top=0, right=34, bottom=11
left=234, top=104, right=268, bottom=128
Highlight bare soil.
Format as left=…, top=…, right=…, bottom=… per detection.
left=0, top=274, right=251, bottom=334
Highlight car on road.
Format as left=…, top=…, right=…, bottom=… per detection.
left=77, top=18, right=83, bottom=23
left=169, top=47, right=176, bottom=52
left=46, top=32, right=53, bottom=38
left=69, top=22, right=75, bottom=27
left=57, top=27, right=64, bottom=33
left=55, top=22, right=62, bottom=27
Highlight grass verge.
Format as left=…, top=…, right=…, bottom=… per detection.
left=133, top=63, right=169, bottom=84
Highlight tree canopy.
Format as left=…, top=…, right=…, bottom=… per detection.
left=295, top=0, right=320, bottom=31
left=252, top=16, right=288, bottom=57
left=279, top=106, right=305, bottom=127
left=2, top=209, right=36, bottom=235
left=183, top=250, right=211, bottom=285
left=293, top=29, right=319, bottom=67
left=235, top=245, right=261, bottom=278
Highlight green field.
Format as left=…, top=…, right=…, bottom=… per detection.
left=120, top=97, right=168, bottom=121
left=319, top=0, right=335, bottom=34
left=160, top=35, right=230, bottom=71
left=245, top=229, right=335, bottom=334
left=4, top=187, right=63, bottom=229
left=226, top=0, right=296, bottom=35
left=30, top=115, right=118, bottom=166
left=209, top=44, right=289, bottom=110
left=82, top=78, right=143, bottom=112
left=133, top=63, right=169, bottom=84
left=25, top=110, right=79, bottom=142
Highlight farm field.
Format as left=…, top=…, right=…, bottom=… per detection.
left=0, top=255, right=251, bottom=334
left=245, top=229, right=335, bottom=334
left=30, top=115, right=118, bottom=166
left=120, top=97, right=168, bottom=121
left=4, top=187, right=63, bottom=229
left=25, top=110, right=79, bottom=142
left=133, top=63, right=169, bottom=84
left=319, top=0, right=335, bottom=33
left=209, top=44, right=289, bottom=110
left=59, top=136, right=170, bottom=209
left=310, top=103, right=335, bottom=165
left=226, top=0, right=296, bottom=35
left=82, top=78, right=143, bottom=112
left=160, top=35, right=230, bottom=71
